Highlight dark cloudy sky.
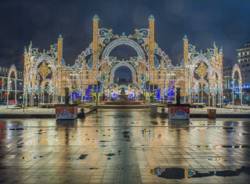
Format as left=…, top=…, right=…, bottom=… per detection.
left=0, top=0, right=250, bottom=69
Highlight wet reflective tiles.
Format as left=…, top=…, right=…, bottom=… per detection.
left=0, top=109, right=250, bottom=183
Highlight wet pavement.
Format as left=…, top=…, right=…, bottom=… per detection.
left=0, top=109, right=250, bottom=183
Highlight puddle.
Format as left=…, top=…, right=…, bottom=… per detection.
left=89, top=167, right=98, bottom=170
left=37, top=129, right=46, bottom=134
left=151, top=121, right=158, bottom=125
left=99, top=140, right=110, bottom=143
left=223, top=127, right=235, bottom=132
left=33, top=155, right=44, bottom=159
left=222, top=145, right=234, bottom=148
left=105, top=153, right=115, bottom=160
left=242, top=132, right=250, bottom=136
left=223, top=127, right=234, bottom=130
left=105, top=153, right=115, bottom=157
left=221, top=144, right=250, bottom=149
left=152, top=167, right=187, bottom=179
left=122, top=131, right=130, bottom=141
left=151, top=166, right=250, bottom=179
left=122, top=131, right=130, bottom=134
left=9, top=127, right=24, bottom=131
left=242, top=145, right=250, bottom=148
left=16, top=128, right=24, bottom=130
left=78, top=154, right=88, bottom=160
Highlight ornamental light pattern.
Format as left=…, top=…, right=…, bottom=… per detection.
left=23, top=15, right=223, bottom=106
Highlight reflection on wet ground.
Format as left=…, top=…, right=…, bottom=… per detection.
left=0, top=109, right=250, bottom=183
left=152, top=166, right=250, bottom=179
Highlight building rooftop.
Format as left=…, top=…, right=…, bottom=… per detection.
left=238, top=42, right=250, bottom=50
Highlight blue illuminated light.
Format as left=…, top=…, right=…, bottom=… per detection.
left=167, top=81, right=175, bottom=103
left=111, top=91, right=118, bottom=100
left=71, top=91, right=81, bottom=102
left=128, top=91, right=135, bottom=100
left=84, top=86, right=92, bottom=101
left=156, top=88, right=161, bottom=101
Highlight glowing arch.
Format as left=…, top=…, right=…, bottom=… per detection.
left=192, top=54, right=213, bottom=75
left=102, top=37, right=146, bottom=60
left=7, top=65, right=18, bottom=105
left=110, top=62, right=137, bottom=84
left=232, top=63, right=242, bottom=83
left=232, top=63, right=242, bottom=105
left=34, top=55, right=56, bottom=73
left=7, top=65, right=17, bottom=82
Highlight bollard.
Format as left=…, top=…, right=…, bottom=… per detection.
left=161, top=107, right=165, bottom=113
left=207, top=109, right=216, bottom=119
left=65, top=87, right=70, bottom=105
left=150, top=105, right=158, bottom=117
left=78, top=108, right=85, bottom=118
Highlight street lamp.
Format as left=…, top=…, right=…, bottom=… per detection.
left=96, top=81, right=101, bottom=106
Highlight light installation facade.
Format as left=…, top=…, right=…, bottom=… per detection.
left=0, top=65, right=23, bottom=105
left=23, top=15, right=223, bottom=106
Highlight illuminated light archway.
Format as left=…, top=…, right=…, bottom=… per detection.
left=30, top=56, right=57, bottom=105
left=191, top=55, right=211, bottom=104
left=40, top=79, right=53, bottom=104
left=102, top=37, right=146, bottom=60
left=232, top=63, right=242, bottom=105
left=110, top=62, right=137, bottom=84
left=22, top=16, right=224, bottom=106
left=7, top=65, right=17, bottom=105
left=114, top=66, right=133, bottom=85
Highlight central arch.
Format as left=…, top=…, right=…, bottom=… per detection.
left=114, top=66, right=133, bottom=85
left=102, top=37, right=146, bottom=60
left=110, top=62, right=137, bottom=84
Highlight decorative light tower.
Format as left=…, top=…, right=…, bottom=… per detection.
left=148, top=15, right=155, bottom=85
left=57, top=34, right=63, bottom=65
left=183, top=35, right=190, bottom=103
left=23, top=47, right=29, bottom=106
left=218, top=47, right=223, bottom=106
left=92, top=14, right=100, bottom=104
left=57, top=34, right=63, bottom=103
left=183, top=35, right=189, bottom=66
left=92, top=14, right=99, bottom=84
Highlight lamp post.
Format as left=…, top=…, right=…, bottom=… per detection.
left=164, top=72, right=166, bottom=104
left=232, top=79, right=235, bottom=105
left=96, top=81, right=100, bottom=106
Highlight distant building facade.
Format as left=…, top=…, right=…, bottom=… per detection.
left=237, top=42, right=250, bottom=104
left=223, top=42, right=250, bottom=105
left=237, top=42, right=250, bottom=84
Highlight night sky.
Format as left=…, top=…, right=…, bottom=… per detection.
left=0, top=0, right=250, bottom=69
